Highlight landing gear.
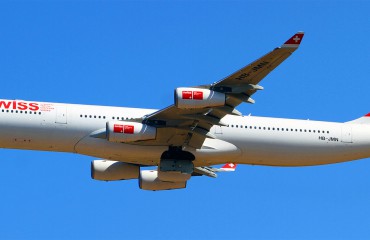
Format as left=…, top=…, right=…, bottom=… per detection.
left=158, top=147, right=195, bottom=182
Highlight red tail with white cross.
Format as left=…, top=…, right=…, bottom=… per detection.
left=220, top=163, right=237, bottom=172
left=282, top=32, right=304, bottom=48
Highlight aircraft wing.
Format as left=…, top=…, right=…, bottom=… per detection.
left=211, top=32, right=304, bottom=91
left=135, top=32, right=304, bottom=148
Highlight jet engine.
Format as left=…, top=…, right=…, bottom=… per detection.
left=106, top=121, right=156, bottom=143
left=139, top=170, right=187, bottom=191
left=91, top=160, right=139, bottom=181
left=175, top=87, right=225, bottom=109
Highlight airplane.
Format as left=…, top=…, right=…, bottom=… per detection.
left=1, top=31, right=369, bottom=191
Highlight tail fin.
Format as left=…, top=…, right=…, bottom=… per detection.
left=220, top=163, right=237, bottom=172
left=346, top=113, right=370, bottom=124
left=193, top=163, right=237, bottom=178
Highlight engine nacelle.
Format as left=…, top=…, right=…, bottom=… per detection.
left=91, top=160, right=139, bottom=181
left=139, top=170, right=187, bottom=191
left=157, top=171, right=191, bottom=182
left=107, top=121, right=156, bottom=143
left=175, top=87, right=225, bottom=109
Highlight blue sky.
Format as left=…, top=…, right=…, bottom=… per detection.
left=1, top=1, right=370, bottom=239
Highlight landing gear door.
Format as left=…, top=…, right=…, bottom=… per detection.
left=55, top=105, right=67, bottom=124
left=341, top=125, right=352, bottom=143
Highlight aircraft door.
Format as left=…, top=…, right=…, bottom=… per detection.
left=55, top=105, right=67, bottom=124
left=341, top=125, right=352, bottom=143
left=214, top=125, right=222, bottom=134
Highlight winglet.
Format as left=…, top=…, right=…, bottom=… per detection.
left=220, top=163, right=237, bottom=172
left=282, top=32, right=304, bottom=48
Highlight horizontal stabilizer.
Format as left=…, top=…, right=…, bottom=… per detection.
left=192, top=163, right=237, bottom=178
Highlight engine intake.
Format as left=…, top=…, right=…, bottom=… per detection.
left=107, top=121, right=156, bottom=143
left=175, top=87, right=225, bottom=109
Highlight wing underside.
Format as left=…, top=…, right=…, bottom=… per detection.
left=91, top=32, right=305, bottom=190
left=128, top=32, right=305, bottom=149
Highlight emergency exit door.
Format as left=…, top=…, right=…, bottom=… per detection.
left=341, top=125, right=352, bottom=143
left=55, top=106, right=67, bottom=124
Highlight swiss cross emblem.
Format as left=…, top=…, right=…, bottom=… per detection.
left=193, top=91, right=203, bottom=100
left=293, top=35, right=301, bottom=43
left=124, top=125, right=134, bottom=134
left=113, top=124, right=124, bottom=133
left=182, top=91, right=193, bottom=99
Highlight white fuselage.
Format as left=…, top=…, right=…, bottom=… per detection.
left=0, top=99, right=369, bottom=167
